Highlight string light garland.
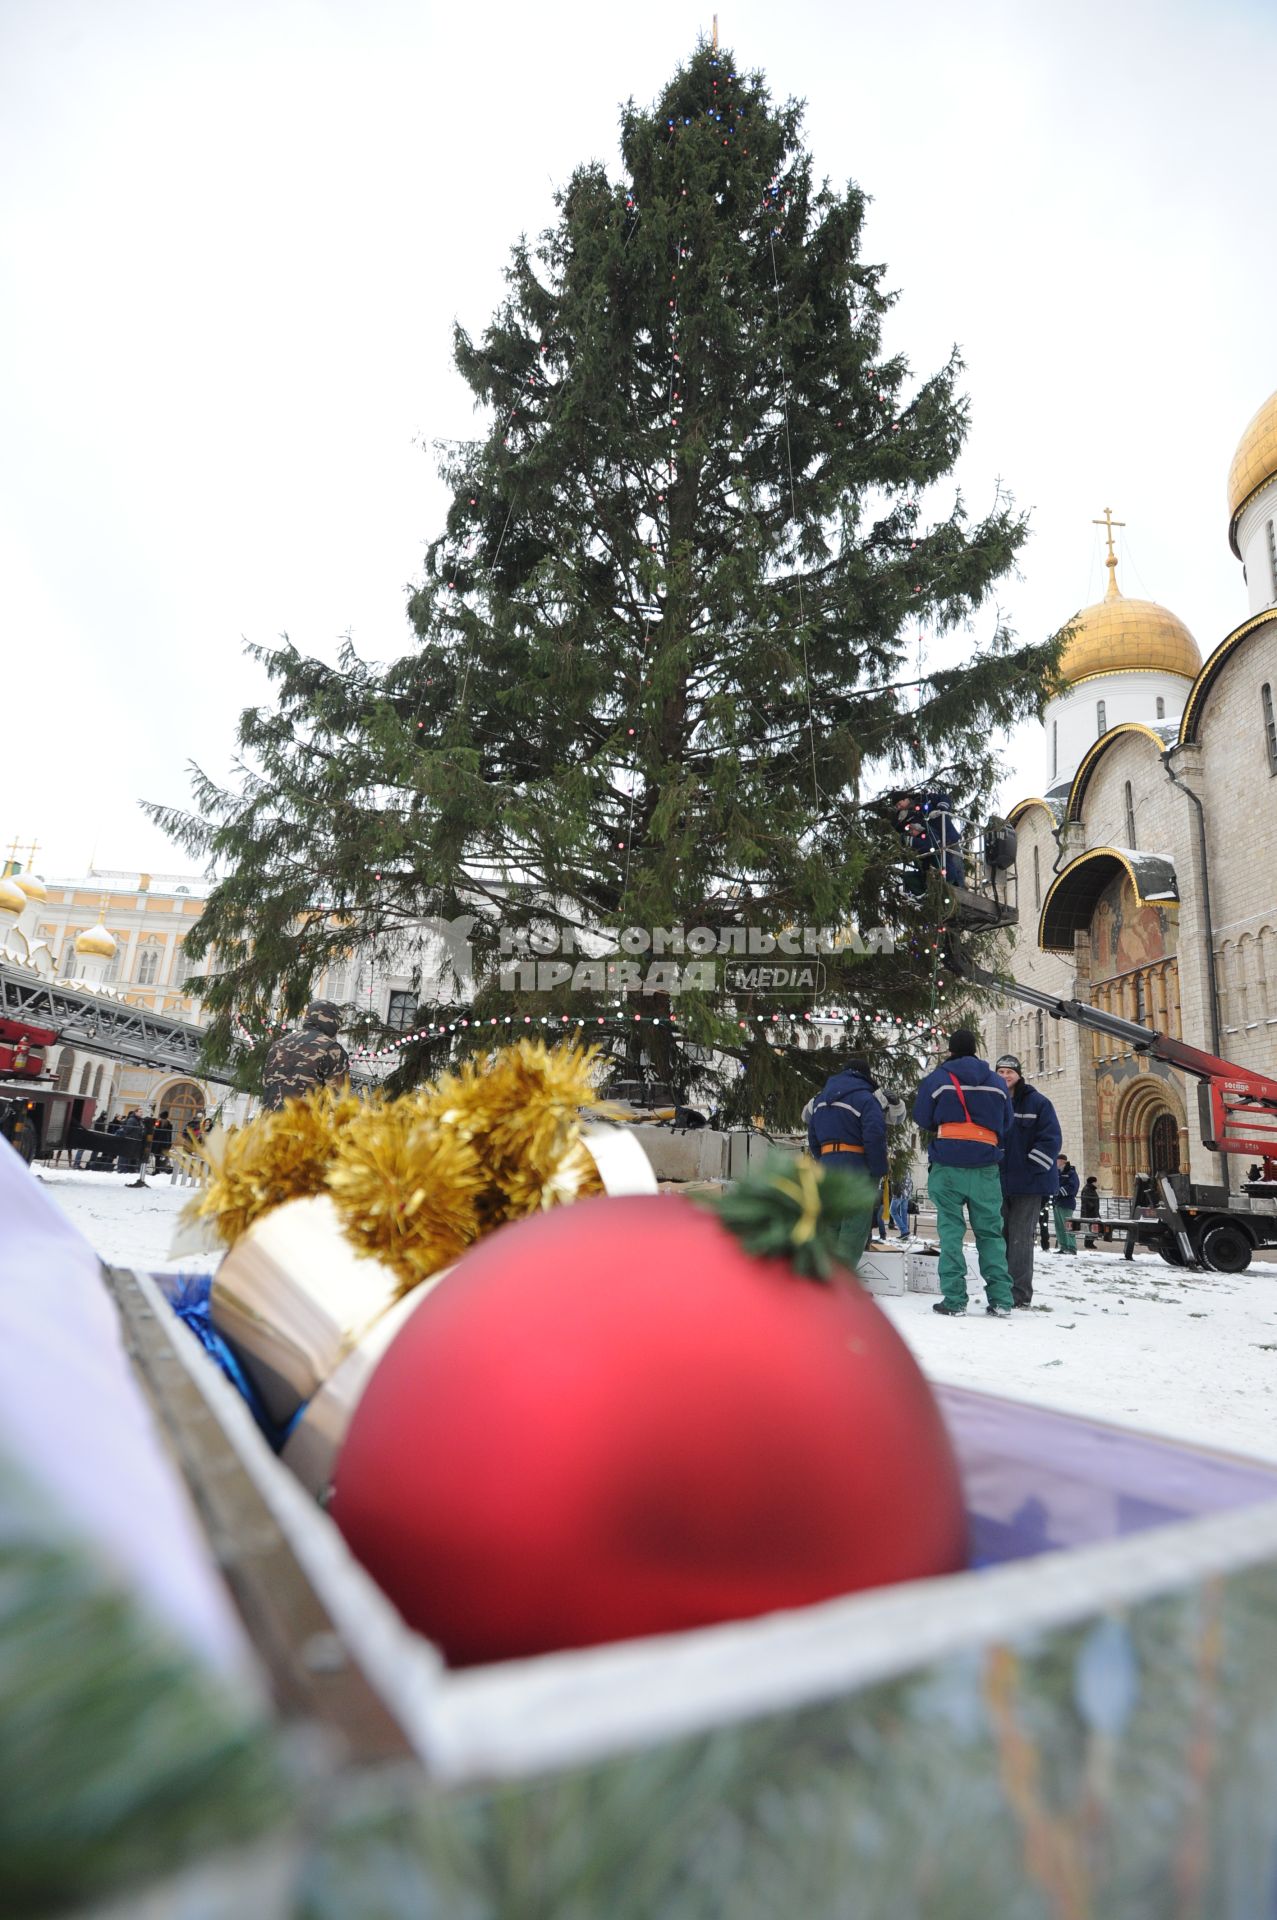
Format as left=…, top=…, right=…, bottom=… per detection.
left=344, top=993, right=954, bottom=1064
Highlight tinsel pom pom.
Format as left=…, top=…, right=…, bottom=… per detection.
left=185, top=1085, right=365, bottom=1248
left=422, top=1039, right=609, bottom=1222
left=326, top=1105, right=487, bottom=1292
left=184, top=1041, right=613, bottom=1269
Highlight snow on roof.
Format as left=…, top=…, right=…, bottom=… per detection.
left=1106, top=848, right=1178, bottom=901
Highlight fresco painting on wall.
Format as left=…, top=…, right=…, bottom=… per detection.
left=1091, top=876, right=1175, bottom=982
left=1097, top=1074, right=1117, bottom=1188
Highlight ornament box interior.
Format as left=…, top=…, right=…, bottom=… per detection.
left=93, top=1257, right=1277, bottom=1920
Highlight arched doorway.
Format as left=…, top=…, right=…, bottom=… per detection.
left=156, top=1079, right=206, bottom=1140
left=1112, top=1076, right=1188, bottom=1197
left=1149, top=1111, right=1181, bottom=1177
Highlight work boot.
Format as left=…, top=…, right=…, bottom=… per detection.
left=986, top=1304, right=1011, bottom=1318
left=932, top=1301, right=965, bottom=1316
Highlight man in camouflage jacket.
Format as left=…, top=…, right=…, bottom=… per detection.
left=261, top=1001, right=350, bottom=1111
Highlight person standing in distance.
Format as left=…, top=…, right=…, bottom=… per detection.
left=913, top=1030, right=1015, bottom=1318
left=804, top=1053, right=889, bottom=1273
left=261, top=1001, right=350, bottom=1112
left=994, top=1054, right=1063, bottom=1307
left=1053, top=1152, right=1080, bottom=1254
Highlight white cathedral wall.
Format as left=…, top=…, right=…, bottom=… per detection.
left=1196, top=615, right=1277, bottom=1084
left=1236, top=481, right=1277, bottom=619
left=1070, top=734, right=1202, bottom=1182
left=987, top=806, right=1088, bottom=1173
left=1069, top=732, right=1182, bottom=863
left=1044, top=672, right=1191, bottom=789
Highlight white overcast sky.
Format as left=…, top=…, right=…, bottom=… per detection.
left=2, top=0, right=1274, bottom=882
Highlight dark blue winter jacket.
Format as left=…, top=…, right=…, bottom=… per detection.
left=913, top=1056, right=1011, bottom=1169
left=1000, top=1082, right=1064, bottom=1197
left=920, top=790, right=965, bottom=886
left=1055, top=1162, right=1080, bottom=1208
left=806, top=1069, right=888, bottom=1180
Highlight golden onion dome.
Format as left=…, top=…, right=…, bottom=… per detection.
left=0, top=874, right=25, bottom=914
left=1058, top=556, right=1201, bottom=687
left=1227, top=387, right=1277, bottom=554
left=75, top=920, right=117, bottom=958
left=12, top=870, right=47, bottom=903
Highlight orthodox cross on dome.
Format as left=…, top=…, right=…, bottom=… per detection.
left=1092, top=507, right=1126, bottom=600
left=3, top=835, right=39, bottom=877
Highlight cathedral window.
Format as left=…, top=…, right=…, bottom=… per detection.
left=1156, top=696, right=1165, bottom=719
left=1032, top=843, right=1041, bottom=910
left=1263, top=684, right=1277, bottom=774
left=1034, top=1010, right=1045, bottom=1076
left=1051, top=721, right=1058, bottom=781
left=1124, top=780, right=1137, bottom=848
left=1267, top=520, right=1277, bottom=601
left=1096, top=700, right=1107, bottom=737
left=386, top=990, right=416, bottom=1032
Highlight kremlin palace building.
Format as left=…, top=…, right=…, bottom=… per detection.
left=991, top=386, right=1277, bottom=1199
left=0, top=866, right=248, bottom=1139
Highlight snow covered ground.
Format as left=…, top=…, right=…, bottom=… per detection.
left=33, top=1167, right=1277, bottom=1465
left=879, top=1247, right=1277, bottom=1465
left=36, top=1167, right=215, bottom=1274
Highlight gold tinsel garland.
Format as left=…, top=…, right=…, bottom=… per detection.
left=186, top=1040, right=610, bottom=1292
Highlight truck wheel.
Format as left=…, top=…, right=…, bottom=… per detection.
left=1155, top=1230, right=1184, bottom=1264
left=1197, top=1222, right=1252, bottom=1274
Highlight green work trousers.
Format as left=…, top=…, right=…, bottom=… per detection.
left=835, top=1186, right=876, bottom=1274
left=1052, top=1202, right=1076, bottom=1253
left=927, top=1161, right=1015, bottom=1311
left=819, top=1155, right=876, bottom=1274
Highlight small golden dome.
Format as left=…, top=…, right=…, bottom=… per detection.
left=12, top=870, right=47, bottom=902
left=0, top=874, right=25, bottom=914
left=75, top=921, right=117, bottom=958
left=1227, top=388, right=1277, bottom=553
left=1059, top=577, right=1201, bottom=687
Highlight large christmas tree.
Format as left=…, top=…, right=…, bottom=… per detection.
left=150, top=42, right=1060, bottom=1118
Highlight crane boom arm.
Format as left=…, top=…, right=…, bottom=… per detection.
left=958, top=955, right=1277, bottom=1163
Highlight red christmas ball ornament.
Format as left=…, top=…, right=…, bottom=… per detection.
left=331, top=1174, right=965, bottom=1666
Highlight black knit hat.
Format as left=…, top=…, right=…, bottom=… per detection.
left=844, top=1054, right=871, bottom=1078
left=947, top=1028, right=979, bottom=1058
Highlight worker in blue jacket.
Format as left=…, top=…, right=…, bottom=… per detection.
left=890, top=789, right=965, bottom=891
left=805, top=1055, right=888, bottom=1272
left=1053, top=1153, right=1080, bottom=1254
left=995, top=1053, right=1064, bottom=1307
left=913, top=1030, right=1015, bottom=1317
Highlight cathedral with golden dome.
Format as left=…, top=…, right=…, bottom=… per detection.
left=991, top=388, right=1277, bottom=1201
